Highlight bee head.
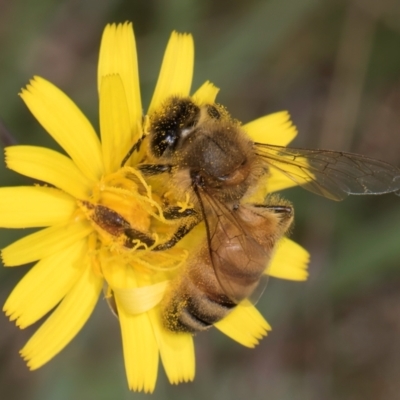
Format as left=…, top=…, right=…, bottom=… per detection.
left=149, top=97, right=200, bottom=158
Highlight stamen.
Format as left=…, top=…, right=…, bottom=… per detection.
left=122, top=167, right=166, bottom=222
left=176, top=193, right=194, bottom=212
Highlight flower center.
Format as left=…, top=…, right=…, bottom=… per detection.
left=78, top=166, right=191, bottom=276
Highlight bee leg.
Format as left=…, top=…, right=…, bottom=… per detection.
left=163, top=206, right=197, bottom=220
left=82, top=202, right=156, bottom=249
left=153, top=216, right=200, bottom=251
left=254, top=204, right=293, bottom=216
left=124, top=228, right=156, bottom=249
left=137, top=163, right=172, bottom=175
left=125, top=210, right=198, bottom=250
left=153, top=199, right=199, bottom=250
left=121, top=136, right=145, bottom=167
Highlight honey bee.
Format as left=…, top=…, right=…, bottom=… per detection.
left=122, top=96, right=400, bottom=333
left=95, top=96, right=400, bottom=332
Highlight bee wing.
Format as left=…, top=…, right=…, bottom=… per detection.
left=254, top=143, right=400, bottom=201
left=194, top=185, right=270, bottom=304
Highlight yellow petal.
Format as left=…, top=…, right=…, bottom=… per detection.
left=4, top=239, right=87, bottom=328
left=5, top=146, right=92, bottom=199
left=99, top=75, right=132, bottom=173
left=243, top=111, right=297, bottom=145
left=243, top=112, right=301, bottom=193
left=192, top=81, right=220, bottom=105
left=2, top=220, right=92, bottom=266
left=98, top=22, right=142, bottom=139
left=268, top=169, right=300, bottom=193
left=215, top=301, right=271, bottom=348
left=0, top=186, right=76, bottom=228
left=103, top=253, right=168, bottom=314
left=103, top=260, right=161, bottom=392
left=149, top=308, right=195, bottom=385
left=116, top=297, right=159, bottom=393
left=148, top=32, right=194, bottom=114
left=20, top=76, right=103, bottom=181
left=113, top=281, right=168, bottom=315
left=20, top=262, right=102, bottom=369
left=268, top=237, right=310, bottom=281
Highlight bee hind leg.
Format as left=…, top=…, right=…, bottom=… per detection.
left=253, top=204, right=293, bottom=222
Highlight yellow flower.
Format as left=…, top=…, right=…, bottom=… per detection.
left=0, top=22, right=309, bottom=392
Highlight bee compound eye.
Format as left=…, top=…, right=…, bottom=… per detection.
left=150, top=98, right=200, bottom=157
left=151, top=129, right=178, bottom=157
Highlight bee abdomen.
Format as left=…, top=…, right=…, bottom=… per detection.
left=162, top=272, right=236, bottom=333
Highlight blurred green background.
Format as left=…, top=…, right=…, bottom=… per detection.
left=1, top=0, right=400, bottom=399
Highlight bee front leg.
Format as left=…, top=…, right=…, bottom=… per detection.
left=137, top=163, right=172, bottom=175
left=121, top=136, right=145, bottom=167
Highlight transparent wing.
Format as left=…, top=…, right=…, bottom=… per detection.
left=194, top=185, right=270, bottom=304
left=255, top=143, right=400, bottom=201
